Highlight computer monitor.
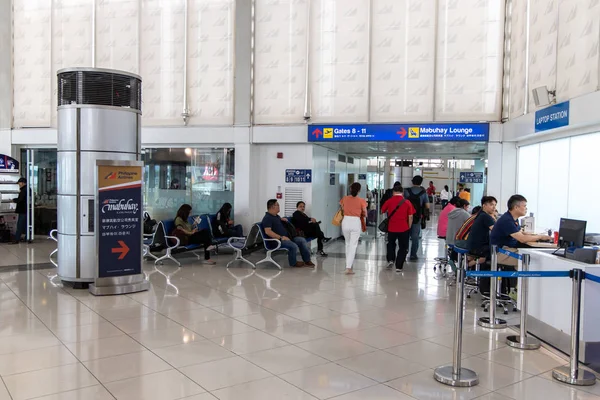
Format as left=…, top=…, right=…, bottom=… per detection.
left=558, top=218, right=587, bottom=248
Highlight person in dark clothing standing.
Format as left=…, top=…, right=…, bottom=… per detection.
left=404, top=176, right=430, bottom=260
left=13, top=177, right=27, bottom=244
left=292, top=201, right=331, bottom=257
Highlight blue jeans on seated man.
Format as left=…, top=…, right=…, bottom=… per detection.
left=279, top=237, right=311, bottom=266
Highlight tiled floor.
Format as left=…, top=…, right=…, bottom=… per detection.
left=0, top=229, right=596, bottom=400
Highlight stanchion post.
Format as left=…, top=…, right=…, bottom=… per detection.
left=507, top=253, right=540, bottom=349
left=434, top=251, right=479, bottom=387
left=478, top=245, right=507, bottom=329
left=552, top=268, right=596, bottom=386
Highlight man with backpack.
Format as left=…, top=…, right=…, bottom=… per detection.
left=404, top=175, right=430, bottom=260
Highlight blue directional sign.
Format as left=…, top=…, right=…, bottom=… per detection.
left=308, top=123, right=489, bottom=142
left=459, top=172, right=484, bottom=184
left=535, top=101, right=569, bottom=132
left=285, top=169, right=312, bottom=183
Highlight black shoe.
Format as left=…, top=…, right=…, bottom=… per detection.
left=318, top=250, right=328, bottom=257
left=323, top=237, right=332, bottom=243
left=409, top=256, right=418, bottom=261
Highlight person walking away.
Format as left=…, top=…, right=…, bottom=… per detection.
left=437, top=196, right=459, bottom=239
left=12, top=177, right=27, bottom=244
left=381, top=183, right=415, bottom=272
left=340, top=182, right=367, bottom=275
left=213, top=202, right=243, bottom=238
left=292, top=201, right=331, bottom=257
left=404, top=176, right=430, bottom=261
left=440, top=185, right=450, bottom=209
left=426, top=181, right=436, bottom=204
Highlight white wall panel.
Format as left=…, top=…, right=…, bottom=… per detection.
left=537, top=138, right=569, bottom=231
left=254, top=0, right=308, bottom=124
left=370, top=0, right=435, bottom=122
left=51, top=0, right=94, bottom=128
left=95, top=0, right=140, bottom=74
left=435, top=0, right=504, bottom=121
left=140, top=0, right=186, bottom=125
left=517, top=143, right=539, bottom=218
left=13, top=0, right=52, bottom=128
left=509, top=0, right=527, bottom=118
left=527, top=0, right=558, bottom=112
left=309, top=0, right=369, bottom=122
left=568, top=133, right=600, bottom=233
left=555, top=0, right=600, bottom=103
left=187, top=0, right=235, bottom=125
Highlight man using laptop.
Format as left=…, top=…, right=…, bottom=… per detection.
left=491, top=194, right=553, bottom=267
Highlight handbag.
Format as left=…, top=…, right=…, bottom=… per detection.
left=378, top=198, right=406, bottom=233
left=332, top=206, right=344, bottom=227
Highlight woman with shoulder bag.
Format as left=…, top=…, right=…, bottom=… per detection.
left=381, top=183, right=415, bottom=272
left=339, top=182, right=367, bottom=275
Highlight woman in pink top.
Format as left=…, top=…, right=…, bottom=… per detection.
left=339, top=182, right=367, bottom=275
left=437, top=197, right=458, bottom=238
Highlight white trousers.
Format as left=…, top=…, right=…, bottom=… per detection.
left=342, top=216, right=361, bottom=269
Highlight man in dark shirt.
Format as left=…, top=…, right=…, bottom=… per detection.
left=12, top=178, right=27, bottom=244
left=467, top=196, right=498, bottom=260
left=491, top=194, right=552, bottom=266
left=292, top=201, right=331, bottom=257
left=262, top=199, right=314, bottom=268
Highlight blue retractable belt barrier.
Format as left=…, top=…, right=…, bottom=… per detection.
left=585, top=272, right=600, bottom=284
left=466, top=270, right=571, bottom=278
left=497, top=248, right=522, bottom=260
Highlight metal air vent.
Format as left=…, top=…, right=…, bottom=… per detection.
left=57, top=68, right=142, bottom=112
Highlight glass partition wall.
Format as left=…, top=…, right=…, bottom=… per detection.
left=142, top=147, right=235, bottom=221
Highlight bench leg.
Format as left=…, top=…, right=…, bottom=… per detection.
left=191, top=250, right=202, bottom=260
left=154, top=249, right=181, bottom=267
left=256, top=250, right=283, bottom=270
left=226, top=249, right=255, bottom=269
left=143, top=245, right=159, bottom=261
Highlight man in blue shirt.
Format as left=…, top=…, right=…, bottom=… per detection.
left=404, top=175, right=430, bottom=260
left=491, top=194, right=552, bottom=266
left=262, top=199, right=314, bottom=268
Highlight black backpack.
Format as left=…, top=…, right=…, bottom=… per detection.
left=406, top=187, right=425, bottom=224
left=143, top=212, right=157, bottom=235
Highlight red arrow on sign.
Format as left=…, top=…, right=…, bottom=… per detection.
left=397, top=127, right=407, bottom=138
left=312, top=128, right=323, bottom=139
left=112, top=241, right=130, bottom=260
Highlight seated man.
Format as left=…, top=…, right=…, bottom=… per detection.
left=467, top=196, right=498, bottom=262
left=491, top=194, right=552, bottom=267
left=292, top=201, right=331, bottom=257
left=262, top=199, right=315, bottom=268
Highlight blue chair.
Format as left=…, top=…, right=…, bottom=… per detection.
left=255, top=223, right=285, bottom=270
left=156, top=220, right=204, bottom=266
left=204, top=214, right=230, bottom=251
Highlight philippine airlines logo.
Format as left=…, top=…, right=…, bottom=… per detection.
left=104, top=172, right=117, bottom=180
left=102, top=199, right=140, bottom=214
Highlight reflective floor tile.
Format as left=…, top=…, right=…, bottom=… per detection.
left=282, top=304, right=342, bottom=322
left=66, top=335, right=145, bottom=362
left=0, top=345, right=78, bottom=376
left=0, top=317, right=48, bottom=338
left=428, top=332, right=506, bottom=356
left=538, top=370, right=600, bottom=398
left=211, top=376, right=317, bottom=400
left=52, top=322, right=124, bottom=343
left=343, top=326, right=420, bottom=349
left=180, top=356, right=272, bottom=391
left=105, top=369, right=204, bottom=400
left=210, top=330, right=288, bottom=355
left=129, top=327, right=204, bottom=349
left=3, top=363, right=99, bottom=400
left=143, top=297, right=205, bottom=314
left=234, top=309, right=300, bottom=331
left=471, top=394, right=515, bottom=400
left=111, top=314, right=183, bottom=334
left=496, top=376, right=600, bottom=400
left=153, top=341, right=235, bottom=368
left=478, top=347, right=565, bottom=375
left=16, top=385, right=114, bottom=400
left=337, top=350, right=428, bottom=383
left=242, top=345, right=329, bottom=375
left=167, top=308, right=230, bottom=327
left=266, top=321, right=337, bottom=344
left=179, top=394, right=218, bottom=400
left=279, top=362, right=377, bottom=399
left=346, top=309, right=407, bottom=325
left=386, top=340, right=465, bottom=369
left=83, top=350, right=172, bottom=383
left=210, top=300, right=263, bottom=318
left=0, top=331, right=61, bottom=355
left=308, top=315, right=377, bottom=334
left=460, top=357, right=533, bottom=391
left=39, top=311, right=106, bottom=330
left=95, top=305, right=158, bottom=322
left=321, top=300, right=376, bottom=314
left=385, top=318, right=455, bottom=339
left=187, top=318, right=256, bottom=339
left=297, top=335, right=376, bottom=361
left=387, top=370, right=491, bottom=400
left=330, top=384, right=415, bottom=400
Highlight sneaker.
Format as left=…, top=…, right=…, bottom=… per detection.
left=409, top=256, right=418, bottom=261
left=318, top=250, right=328, bottom=257
left=396, top=268, right=403, bottom=273
left=203, top=259, right=216, bottom=265
left=305, top=261, right=316, bottom=267
left=386, top=261, right=394, bottom=270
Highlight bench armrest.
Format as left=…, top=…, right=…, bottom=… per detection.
left=263, top=238, right=281, bottom=251
left=164, top=235, right=181, bottom=250
left=227, top=236, right=246, bottom=246
left=48, top=229, right=58, bottom=242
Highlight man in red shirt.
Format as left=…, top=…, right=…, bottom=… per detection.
left=426, top=181, right=436, bottom=203
left=381, top=182, right=415, bottom=272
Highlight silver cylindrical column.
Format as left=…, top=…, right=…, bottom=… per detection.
left=57, top=68, right=142, bottom=285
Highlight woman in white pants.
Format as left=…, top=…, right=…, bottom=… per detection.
left=340, top=182, right=367, bottom=275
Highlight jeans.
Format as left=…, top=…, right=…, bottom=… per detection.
left=279, top=237, right=311, bottom=266
left=15, top=213, right=26, bottom=242
left=409, top=223, right=421, bottom=258
left=441, top=200, right=448, bottom=209
left=341, top=216, right=361, bottom=269
left=387, top=230, right=410, bottom=269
